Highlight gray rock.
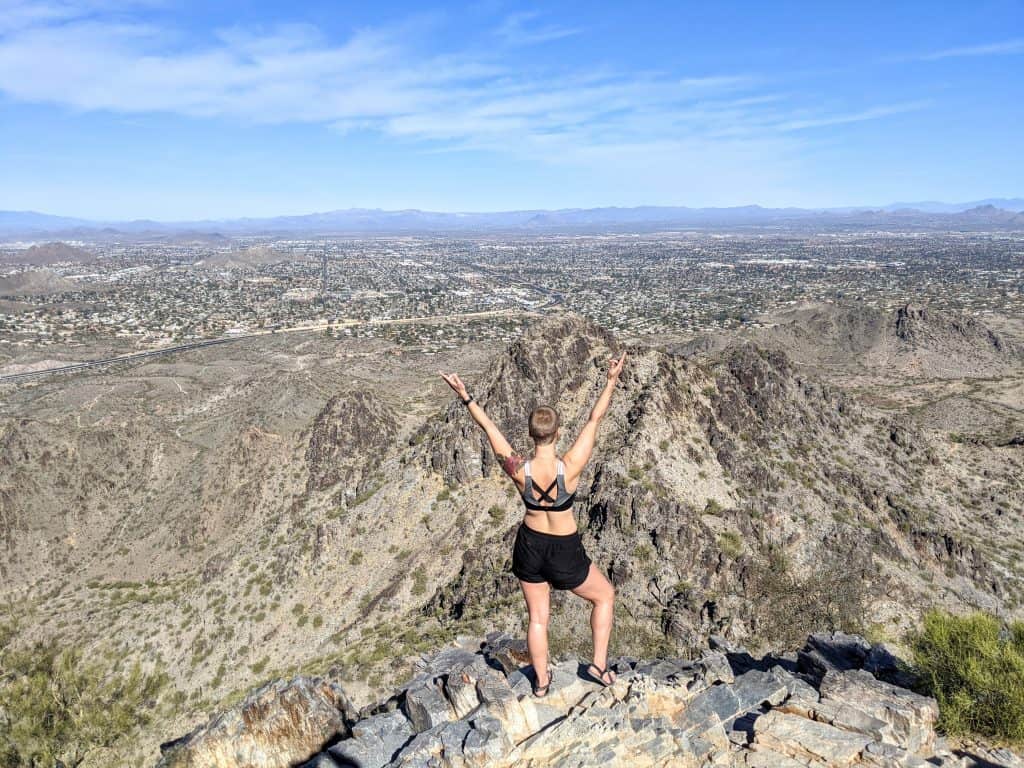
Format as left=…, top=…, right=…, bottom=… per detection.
left=769, top=665, right=820, bottom=704
left=753, top=709, right=873, bottom=765
left=156, top=675, right=354, bottom=768
left=864, top=643, right=918, bottom=689
left=697, top=650, right=735, bottom=685
left=444, top=673, right=481, bottom=719
left=327, top=709, right=414, bottom=768
left=819, top=669, right=939, bottom=753
left=296, top=755, right=345, bottom=768
left=797, top=631, right=872, bottom=680
left=731, top=669, right=789, bottom=712
left=462, top=713, right=513, bottom=766
left=403, top=680, right=456, bottom=733
left=864, top=739, right=934, bottom=767
left=475, top=672, right=531, bottom=741
left=674, top=683, right=740, bottom=734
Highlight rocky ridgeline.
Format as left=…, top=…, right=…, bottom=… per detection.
left=156, top=632, right=1022, bottom=768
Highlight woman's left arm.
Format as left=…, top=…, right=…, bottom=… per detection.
left=440, top=372, right=524, bottom=478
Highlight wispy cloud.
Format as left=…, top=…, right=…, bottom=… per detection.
left=0, top=0, right=927, bottom=167
left=496, top=10, right=580, bottom=45
left=913, top=38, right=1024, bottom=61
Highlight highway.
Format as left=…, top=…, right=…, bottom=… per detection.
left=0, top=306, right=542, bottom=385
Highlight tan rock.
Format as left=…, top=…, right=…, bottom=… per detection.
left=157, top=676, right=352, bottom=768
left=753, top=710, right=871, bottom=766
left=819, top=670, right=939, bottom=753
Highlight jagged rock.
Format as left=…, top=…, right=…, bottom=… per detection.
left=156, top=676, right=354, bottom=768
left=753, top=709, right=873, bottom=765
left=819, top=669, right=939, bottom=753
left=403, top=680, right=456, bottom=733
left=863, top=643, right=918, bottom=689
left=305, top=390, right=398, bottom=495
left=327, top=710, right=414, bottom=768
left=797, top=631, right=873, bottom=680
left=475, top=670, right=532, bottom=741
left=444, top=666, right=484, bottom=719
left=160, top=632, right=1024, bottom=768
left=698, top=650, right=736, bottom=686
left=461, top=713, right=515, bottom=766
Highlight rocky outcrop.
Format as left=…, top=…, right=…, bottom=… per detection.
left=305, top=390, right=399, bottom=495
left=157, top=631, right=1022, bottom=768
left=156, top=676, right=356, bottom=768
left=894, top=303, right=1012, bottom=356
left=415, top=313, right=617, bottom=486
left=676, top=301, right=1022, bottom=379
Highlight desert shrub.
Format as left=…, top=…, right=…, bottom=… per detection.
left=487, top=505, right=504, bottom=523
left=704, top=499, right=723, bottom=516
left=717, top=530, right=742, bottom=558
left=411, top=567, right=428, bottom=596
left=747, top=546, right=870, bottom=652
left=0, top=635, right=167, bottom=768
left=910, top=609, right=1024, bottom=743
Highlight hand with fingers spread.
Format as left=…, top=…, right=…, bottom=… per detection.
left=439, top=371, right=469, bottom=401
left=606, top=350, right=627, bottom=383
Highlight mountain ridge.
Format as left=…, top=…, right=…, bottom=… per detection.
left=2, top=200, right=1024, bottom=236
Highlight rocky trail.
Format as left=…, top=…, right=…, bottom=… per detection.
left=156, top=631, right=1022, bottom=768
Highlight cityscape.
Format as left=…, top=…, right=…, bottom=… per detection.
left=2, top=231, right=1022, bottom=372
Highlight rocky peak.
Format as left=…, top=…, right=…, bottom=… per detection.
left=155, top=631, right=1022, bottom=768
left=894, top=303, right=1012, bottom=356
left=419, top=312, right=618, bottom=485
left=305, top=390, right=399, bottom=495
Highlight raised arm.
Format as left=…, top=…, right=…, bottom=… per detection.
left=563, top=352, right=626, bottom=478
left=439, top=371, right=524, bottom=481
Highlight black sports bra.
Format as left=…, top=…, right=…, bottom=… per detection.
left=521, top=458, right=577, bottom=511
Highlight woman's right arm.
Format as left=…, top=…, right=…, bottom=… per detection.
left=563, top=352, right=626, bottom=475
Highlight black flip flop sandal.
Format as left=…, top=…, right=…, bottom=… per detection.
left=532, top=665, right=553, bottom=698
left=584, top=663, right=615, bottom=687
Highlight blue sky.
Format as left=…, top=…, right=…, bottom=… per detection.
left=0, top=0, right=1021, bottom=219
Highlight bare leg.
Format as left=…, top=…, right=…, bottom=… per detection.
left=571, top=564, right=616, bottom=683
left=520, top=579, right=551, bottom=686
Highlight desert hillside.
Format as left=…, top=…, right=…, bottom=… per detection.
left=1, top=309, right=1022, bottom=765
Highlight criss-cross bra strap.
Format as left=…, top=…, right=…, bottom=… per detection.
left=531, top=477, right=559, bottom=503
left=522, top=458, right=575, bottom=510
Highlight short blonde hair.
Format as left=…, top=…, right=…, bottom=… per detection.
left=529, top=405, right=560, bottom=445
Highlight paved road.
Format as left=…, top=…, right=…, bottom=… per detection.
left=0, top=305, right=543, bottom=385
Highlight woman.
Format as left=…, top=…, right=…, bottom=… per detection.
left=440, top=351, right=626, bottom=696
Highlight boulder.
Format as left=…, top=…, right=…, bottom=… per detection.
left=326, top=710, right=414, bottom=768
left=156, top=676, right=354, bottom=768
left=403, top=680, right=456, bottom=733
left=797, top=632, right=872, bottom=680
left=753, top=709, right=872, bottom=765
left=819, top=669, right=939, bottom=754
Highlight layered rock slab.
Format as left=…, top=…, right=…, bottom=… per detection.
left=156, top=632, right=1022, bottom=768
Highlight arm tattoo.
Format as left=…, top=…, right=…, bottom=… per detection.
left=500, top=452, right=525, bottom=477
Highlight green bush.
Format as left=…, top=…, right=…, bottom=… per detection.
left=717, top=530, right=742, bottom=559
left=0, top=635, right=167, bottom=767
left=910, top=609, right=1024, bottom=743
left=411, top=567, right=428, bottom=596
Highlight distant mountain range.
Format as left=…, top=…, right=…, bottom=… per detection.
left=1, top=199, right=1023, bottom=237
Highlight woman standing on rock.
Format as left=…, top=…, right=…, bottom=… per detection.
left=440, top=352, right=626, bottom=696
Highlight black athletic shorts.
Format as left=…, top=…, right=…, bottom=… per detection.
left=511, top=522, right=592, bottom=590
